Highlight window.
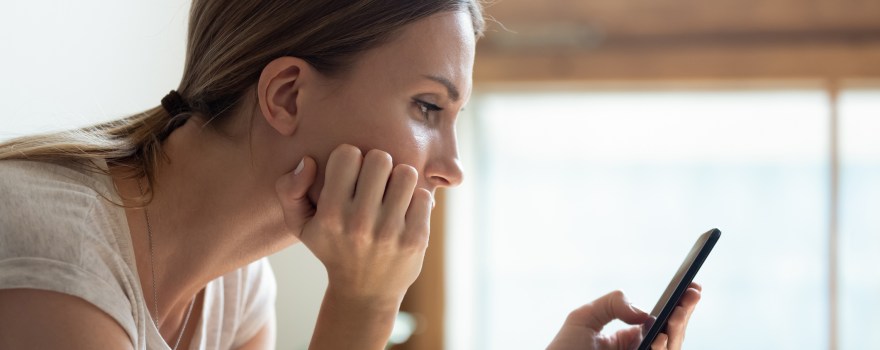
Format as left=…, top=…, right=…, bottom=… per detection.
left=447, top=84, right=877, bottom=350
left=839, top=88, right=880, bottom=349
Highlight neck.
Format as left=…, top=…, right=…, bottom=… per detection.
left=111, top=116, right=299, bottom=339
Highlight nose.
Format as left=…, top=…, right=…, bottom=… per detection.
left=424, top=134, right=464, bottom=190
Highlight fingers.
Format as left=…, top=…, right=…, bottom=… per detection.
left=680, top=285, right=702, bottom=325
left=317, top=144, right=427, bottom=243
left=615, top=325, right=647, bottom=348
left=275, top=156, right=318, bottom=236
left=553, top=284, right=702, bottom=350
left=384, top=164, right=419, bottom=221
left=297, top=145, right=432, bottom=301
left=320, top=144, right=363, bottom=209
left=567, top=290, right=650, bottom=332
left=277, top=157, right=318, bottom=204
left=658, top=284, right=701, bottom=350
left=651, top=333, right=668, bottom=350
left=664, top=306, right=687, bottom=349
left=403, top=188, right=433, bottom=247
left=354, top=150, right=394, bottom=210
left=665, top=286, right=702, bottom=350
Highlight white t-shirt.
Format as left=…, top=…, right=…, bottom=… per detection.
left=0, top=158, right=277, bottom=350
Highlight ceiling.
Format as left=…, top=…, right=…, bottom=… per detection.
left=478, top=0, right=880, bottom=51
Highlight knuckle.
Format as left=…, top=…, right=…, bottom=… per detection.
left=372, top=220, right=399, bottom=243
left=402, top=226, right=430, bottom=249
left=349, top=231, right=372, bottom=247
left=346, top=215, right=373, bottom=237
left=565, top=303, right=593, bottom=324
left=377, top=217, right=404, bottom=235
left=372, top=229, right=393, bottom=243
left=315, top=213, right=344, bottom=234
left=414, top=233, right=430, bottom=250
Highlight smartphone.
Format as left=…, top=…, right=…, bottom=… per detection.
left=634, top=228, right=721, bottom=350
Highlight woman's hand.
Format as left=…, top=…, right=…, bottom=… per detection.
left=275, top=144, right=432, bottom=349
left=547, top=284, right=701, bottom=350
left=275, top=144, right=432, bottom=303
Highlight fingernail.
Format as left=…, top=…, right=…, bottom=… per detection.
left=294, top=159, right=305, bottom=175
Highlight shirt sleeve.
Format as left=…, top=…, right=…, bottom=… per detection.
left=0, top=189, right=139, bottom=345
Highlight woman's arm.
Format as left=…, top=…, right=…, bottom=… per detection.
left=309, top=288, right=401, bottom=350
left=0, top=289, right=134, bottom=350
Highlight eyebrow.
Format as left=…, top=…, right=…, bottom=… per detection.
left=423, top=74, right=460, bottom=102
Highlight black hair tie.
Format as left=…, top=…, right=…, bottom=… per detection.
left=160, top=90, right=192, bottom=116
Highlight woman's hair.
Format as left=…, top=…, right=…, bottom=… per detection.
left=0, top=0, right=485, bottom=203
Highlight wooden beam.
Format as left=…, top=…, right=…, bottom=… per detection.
left=475, top=41, right=880, bottom=82
left=395, top=189, right=447, bottom=350
left=481, top=0, right=880, bottom=37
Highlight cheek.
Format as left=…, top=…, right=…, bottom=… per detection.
left=368, top=120, right=430, bottom=165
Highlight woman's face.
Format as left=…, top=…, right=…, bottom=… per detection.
left=293, top=11, right=476, bottom=203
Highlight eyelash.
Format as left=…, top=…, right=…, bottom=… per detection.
left=413, top=99, right=443, bottom=121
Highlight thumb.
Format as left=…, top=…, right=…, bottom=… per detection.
left=275, top=157, right=318, bottom=237
left=567, top=290, right=651, bottom=332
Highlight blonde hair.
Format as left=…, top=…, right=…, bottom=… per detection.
left=0, top=0, right=485, bottom=203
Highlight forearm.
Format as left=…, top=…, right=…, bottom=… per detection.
left=309, top=286, right=403, bottom=350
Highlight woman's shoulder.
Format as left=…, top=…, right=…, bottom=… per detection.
left=0, top=156, right=132, bottom=265
left=0, top=158, right=112, bottom=199
left=0, top=158, right=142, bottom=345
left=0, top=156, right=130, bottom=245
left=0, top=158, right=118, bottom=241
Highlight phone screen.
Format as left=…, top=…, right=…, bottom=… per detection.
left=634, top=228, right=721, bottom=350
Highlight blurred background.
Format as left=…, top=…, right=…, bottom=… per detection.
left=2, top=1, right=879, bottom=350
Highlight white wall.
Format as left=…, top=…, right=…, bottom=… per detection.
left=0, top=2, right=324, bottom=349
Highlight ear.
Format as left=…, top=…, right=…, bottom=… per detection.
left=257, top=56, right=313, bottom=136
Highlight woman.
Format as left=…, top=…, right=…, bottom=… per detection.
left=0, top=0, right=700, bottom=349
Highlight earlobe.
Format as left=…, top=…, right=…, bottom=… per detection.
left=257, top=56, right=311, bottom=136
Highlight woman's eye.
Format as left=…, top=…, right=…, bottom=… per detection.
left=414, top=99, right=442, bottom=121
